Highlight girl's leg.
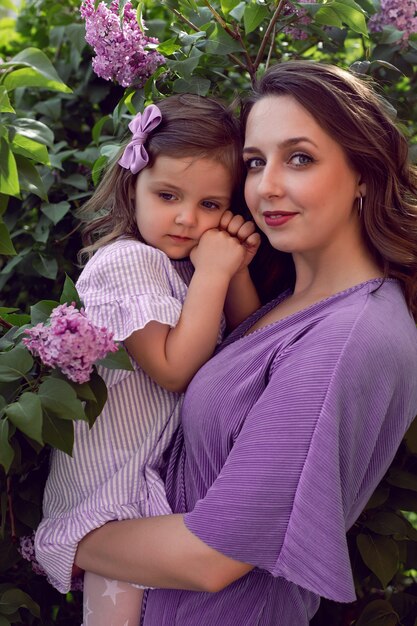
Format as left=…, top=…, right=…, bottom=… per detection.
left=83, top=570, right=144, bottom=626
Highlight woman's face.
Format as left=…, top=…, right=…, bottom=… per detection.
left=243, top=95, right=365, bottom=258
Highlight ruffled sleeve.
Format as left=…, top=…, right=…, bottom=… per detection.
left=184, top=304, right=417, bottom=602
left=76, top=240, right=188, bottom=342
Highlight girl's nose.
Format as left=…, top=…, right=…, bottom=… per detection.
left=175, top=205, right=197, bottom=227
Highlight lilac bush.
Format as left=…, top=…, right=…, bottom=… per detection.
left=80, top=0, right=165, bottom=87
left=369, top=0, right=417, bottom=44
left=283, top=0, right=317, bottom=40
left=23, top=303, right=118, bottom=384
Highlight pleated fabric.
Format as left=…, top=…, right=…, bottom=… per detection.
left=144, top=279, right=417, bottom=625
left=34, top=238, right=211, bottom=593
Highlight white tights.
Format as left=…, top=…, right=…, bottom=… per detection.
left=82, top=571, right=144, bottom=626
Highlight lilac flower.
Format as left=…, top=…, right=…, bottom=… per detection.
left=369, top=0, right=417, bottom=44
left=80, top=0, right=165, bottom=87
left=282, top=0, right=317, bottom=40
left=23, top=303, right=118, bottom=384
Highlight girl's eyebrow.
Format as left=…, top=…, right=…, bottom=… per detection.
left=243, top=136, right=318, bottom=154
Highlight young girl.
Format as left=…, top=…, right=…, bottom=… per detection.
left=34, top=94, right=261, bottom=625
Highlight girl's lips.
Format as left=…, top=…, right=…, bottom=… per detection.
left=262, top=212, right=297, bottom=227
left=169, top=235, right=192, bottom=242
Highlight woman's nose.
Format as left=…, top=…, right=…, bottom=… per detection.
left=257, top=166, right=284, bottom=199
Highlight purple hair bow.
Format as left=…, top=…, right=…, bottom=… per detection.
left=118, top=104, right=162, bottom=175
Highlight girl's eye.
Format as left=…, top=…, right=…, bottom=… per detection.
left=289, top=153, right=313, bottom=167
left=244, top=157, right=265, bottom=170
left=159, top=192, right=176, bottom=201
left=201, top=200, right=221, bottom=211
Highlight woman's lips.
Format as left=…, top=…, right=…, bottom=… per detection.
left=262, top=212, right=297, bottom=227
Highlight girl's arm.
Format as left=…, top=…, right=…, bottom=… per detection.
left=75, top=514, right=253, bottom=592
left=124, top=229, right=245, bottom=393
left=220, top=211, right=261, bottom=329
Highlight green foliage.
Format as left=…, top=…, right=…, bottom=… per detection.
left=0, top=0, right=416, bottom=623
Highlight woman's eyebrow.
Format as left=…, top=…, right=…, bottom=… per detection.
left=243, top=136, right=318, bottom=154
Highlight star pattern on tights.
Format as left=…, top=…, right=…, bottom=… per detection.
left=102, top=578, right=129, bottom=605
left=83, top=596, right=93, bottom=626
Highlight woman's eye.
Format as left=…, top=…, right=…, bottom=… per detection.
left=244, top=157, right=265, bottom=170
left=159, top=192, right=176, bottom=201
left=289, top=153, right=313, bottom=167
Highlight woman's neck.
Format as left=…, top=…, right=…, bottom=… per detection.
left=291, top=238, right=383, bottom=300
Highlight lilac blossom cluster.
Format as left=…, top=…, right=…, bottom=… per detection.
left=19, top=533, right=84, bottom=590
left=80, top=0, right=165, bottom=87
left=282, top=0, right=316, bottom=40
left=23, top=303, right=118, bottom=384
left=369, top=0, right=417, bottom=44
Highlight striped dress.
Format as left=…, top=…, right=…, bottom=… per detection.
left=35, top=238, right=213, bottom=593
left=143, top=279, right=417, bottom=624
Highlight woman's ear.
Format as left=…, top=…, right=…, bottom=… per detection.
left=357, top=178, right=366, bottom=199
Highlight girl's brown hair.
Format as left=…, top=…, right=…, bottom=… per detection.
left=78, top=93, right=243, bottom=259
left=242, top=60, right=417, bottom=318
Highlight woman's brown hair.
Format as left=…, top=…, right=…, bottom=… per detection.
left=242, top=60, right=417, bottom=318
left=78, top=93, right=243, bottom=259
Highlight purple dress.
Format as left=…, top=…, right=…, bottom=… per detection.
left=143, top=279, right=417, bottom=625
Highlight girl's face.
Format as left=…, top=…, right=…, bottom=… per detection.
left=134, top=155, right=233, bottom=259
left=243, top=95, right=366, bottom=260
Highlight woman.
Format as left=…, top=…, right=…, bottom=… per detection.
left=75, top=61, right=417, bottom=625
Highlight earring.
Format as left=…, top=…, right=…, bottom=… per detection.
left=357, top=195, right=363, bottom=218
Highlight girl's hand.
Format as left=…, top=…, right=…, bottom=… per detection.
left=220, top=210, right=261, bottom=270
left=190, top=228, right=246, bottom=279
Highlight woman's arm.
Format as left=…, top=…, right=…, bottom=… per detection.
left=125, top=228, right=246, bottom=393
left=75, top=514, right=253, bottom=592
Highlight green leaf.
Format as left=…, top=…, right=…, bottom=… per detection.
left=0, top=221, right=16, bottom=256
left=173, top=76, right=211, bottom=95
left=41, top=201, right=70, bottom=225
left=0, top=419, right=14, bottom=473
left=33, top=253, right=58, bottom=280
left=97, top=346, right=133, bottom=371
left=157, top=38, right=182, bottom=55
left=166, top=52, right=202, bottom=78
left=92, top=155, right=108, bottom=186
left=83, top=370, right=108, bottom=426
left=4, top=47, right=72, bottom=93
left=243, top=3, right=268, bottom=35
left=60, top=275, right=82, bottom=307
left=386, top=468, right=417, bottom=492
left=355, top=599, right=400, bottom=626
left=405, top=417, right=417, bottom=454
left=221, top=0, right=241, bottom=14
left=0, top=138, right=19, bottom=197
left=38, top=378, right=86, bottom=421
left=42, top=410, right=74, bottom=455
left=356, top=534, right=399, bottom=588
left=0, top=588, right=39, bottom=615
left=204, top=24, right=242, bottom=54
left=30, top=300, right=58, bottom=324
left=11, top=119, right=54, bottom=147
left=15, top=154, right=48, bottom=201
left=315, top=0, right=368, bottom=36
left=6, top=392, right=43, bottom=445
left=0, top=344, right=33, bottom=383
left=363, top=512, right=408, bottom=538
left=92, top=114, right=113, bottom=145
left=0, top=86, right=15, bottom=113
left=11, top=134, right=50, bottom=165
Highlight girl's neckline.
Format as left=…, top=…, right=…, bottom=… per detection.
left=241, top=277, right=393, bottom=339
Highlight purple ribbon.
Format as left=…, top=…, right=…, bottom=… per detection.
left=118, top=104, right=162, bottom=174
